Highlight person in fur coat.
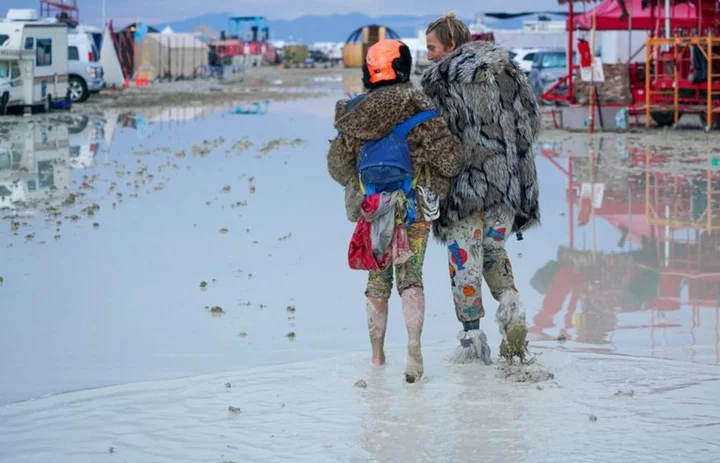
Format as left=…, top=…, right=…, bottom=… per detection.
left=421, top=13, right=542, bottom=363
left=327, top=39, right=463, bottom=382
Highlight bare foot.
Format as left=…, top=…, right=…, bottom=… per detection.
left=404, top=343, right=423, bottom=383
left=372, top=352, right=386, bottom=366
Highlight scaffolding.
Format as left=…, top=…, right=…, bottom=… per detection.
left=645, top=35, right=720, bottom=129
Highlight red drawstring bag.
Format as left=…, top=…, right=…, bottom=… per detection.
left=348, top=194, right=391, bottom=271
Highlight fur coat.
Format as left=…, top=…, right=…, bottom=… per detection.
left=327, top=82, right=463, bottom=222
left=421, top=40, right=542, bottom=243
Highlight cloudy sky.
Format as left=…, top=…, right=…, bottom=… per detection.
left=9, top=0, right=563, bottom=27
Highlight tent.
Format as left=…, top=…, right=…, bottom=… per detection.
left=99, top=27, right=126, bottom=87
left=570, top=0, right=698, bottom=30
left=134, top=31, right=209, bottom=80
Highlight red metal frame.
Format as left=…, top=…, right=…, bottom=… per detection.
left=551, top=0, right=720, bottom=116
left=39, top=0, right=79, bottom=26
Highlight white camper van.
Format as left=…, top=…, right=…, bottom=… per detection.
left=0, top=9, right=69, bottom=115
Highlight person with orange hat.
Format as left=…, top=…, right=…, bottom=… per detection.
left=421, top=13, right=542, bottom=363
left=327, top=39, right=462, bottom=383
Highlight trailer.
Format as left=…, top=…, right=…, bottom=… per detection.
left=0, top=9, right=69, bottom=115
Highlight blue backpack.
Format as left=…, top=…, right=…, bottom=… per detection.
left=354, top=102, right=437, bottom=223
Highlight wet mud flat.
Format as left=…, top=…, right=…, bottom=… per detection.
left=2, top=64, right=720, bottom=462
left=75, top=67, right=360, bottom=112
left=0, top=347, right=718, bottom=462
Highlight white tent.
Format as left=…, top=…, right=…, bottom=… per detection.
left=99, top=27, right=126, bottom=87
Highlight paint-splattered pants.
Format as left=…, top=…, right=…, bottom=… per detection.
left=447, top=211, right=518, bottom=324
left=366, top=221, right=431, bottom=299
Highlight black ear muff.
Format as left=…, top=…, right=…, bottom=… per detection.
left=391, top=44, right=412, bottom=83
left=362, top=63, right=372, bottom=89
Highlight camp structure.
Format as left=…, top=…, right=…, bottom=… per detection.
left=343, top=25, right=400, bottom=68
left=134, top=27, right=208, bottom=81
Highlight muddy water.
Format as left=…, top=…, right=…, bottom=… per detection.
left=1, top=92, right=720, bottom=459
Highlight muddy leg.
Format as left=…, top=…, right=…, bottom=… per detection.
left=366, top=297, right=389, bottom=366
left=366, top=268, right=393, bottom=366
left=401, top=287, right=425, bottom=383
left=396, top=221, right=431, bottom=382
left=482, top=214, right=527, bottom=362
left=447, top=214, right=492, bottom=365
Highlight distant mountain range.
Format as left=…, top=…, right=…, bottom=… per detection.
left=153, top=12, right=567, bottom=44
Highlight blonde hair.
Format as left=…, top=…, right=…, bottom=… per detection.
left=426, top=12, right=471, bottom=50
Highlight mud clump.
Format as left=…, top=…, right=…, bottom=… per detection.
left=225, top=382, right=232, bottom=389
left=0, top=276, right=3, bottom=288
left=498, top=363, right=555, bottom=383
left=238, top=331, right=247, bottom=338
left=62, top=193, right=77, bottom=207
left=81, top=203, right=101, bottom=218
left=589, top=415, right=598, bottom=422
left=200, top=281, right=208, bottom=290
left=354, top=379, right=368, bottom=389
left=227, top=138, right=253, bottom=155
left=221, top=185, right=231, bottom=193
left=191, top=137, right=225, bottom=157
left=219, top=228, right=229, bottom=234
left=286, top=305, right=296, bottom=313
left=257, top=138, right=306, bottom=157
left=285, top=331, right=296, bottom=340
left=557, top=334, right=567, bottom=342
left=228, top=406, right=242, bottom=416
left=209, top=306, right=226, bottom=317
left=614, top=389, right=635, bottom=397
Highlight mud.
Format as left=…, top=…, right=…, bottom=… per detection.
left=497, top=361, right=556, bottom=383
left=71, top=67, right=355, bottom=112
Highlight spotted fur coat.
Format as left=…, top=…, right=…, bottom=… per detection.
left=327, top=82, right=463, bottom=222
left=421, top=40, right=542, bottom=243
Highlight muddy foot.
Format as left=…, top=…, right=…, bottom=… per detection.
left=451, top=329, right=492, bottom=365
left=500, top=320, right=529, bottom=363
left=404, top=344, right=423, bottom=383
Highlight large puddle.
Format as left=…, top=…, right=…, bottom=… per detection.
left=1, top=93, right=719, bottom=460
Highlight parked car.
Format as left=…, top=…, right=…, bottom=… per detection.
left=528, top=49, right=570, bottom=98
left=508, top=48, right=544, bottom=75
left=67, top=30, right=104, bottom=103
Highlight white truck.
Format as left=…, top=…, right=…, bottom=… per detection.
left=0, top=9, right=69, bottom=115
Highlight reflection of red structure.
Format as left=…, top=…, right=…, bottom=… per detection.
left=39, top=0, right=79, bottom=26
left=533, top=141, right=720, bottom=360
left=552, top=0, right=720, bottom=128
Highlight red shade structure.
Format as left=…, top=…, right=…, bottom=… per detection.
left=550, top=0, right=720, bottom=130
left=569, top=0, right=698, bottom=30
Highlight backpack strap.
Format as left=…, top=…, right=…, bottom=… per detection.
left=391, top=109, right=438, bottom=139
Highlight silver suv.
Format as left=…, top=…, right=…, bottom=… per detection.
left=67, top=31, right=105, bottom=102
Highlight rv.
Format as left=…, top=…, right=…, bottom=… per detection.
left=0, top=9, right=69, bottom=115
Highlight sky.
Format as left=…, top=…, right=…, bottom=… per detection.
left=7, top=0, right=563, bottom=28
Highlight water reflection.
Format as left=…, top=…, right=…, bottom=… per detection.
left=535, top=137, right=720, bottom=362
left=229, top=101, right=270, bottom=115
left=0, top=115, right=112, bottom=214
left=0, top=124, right=71, bottom=212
